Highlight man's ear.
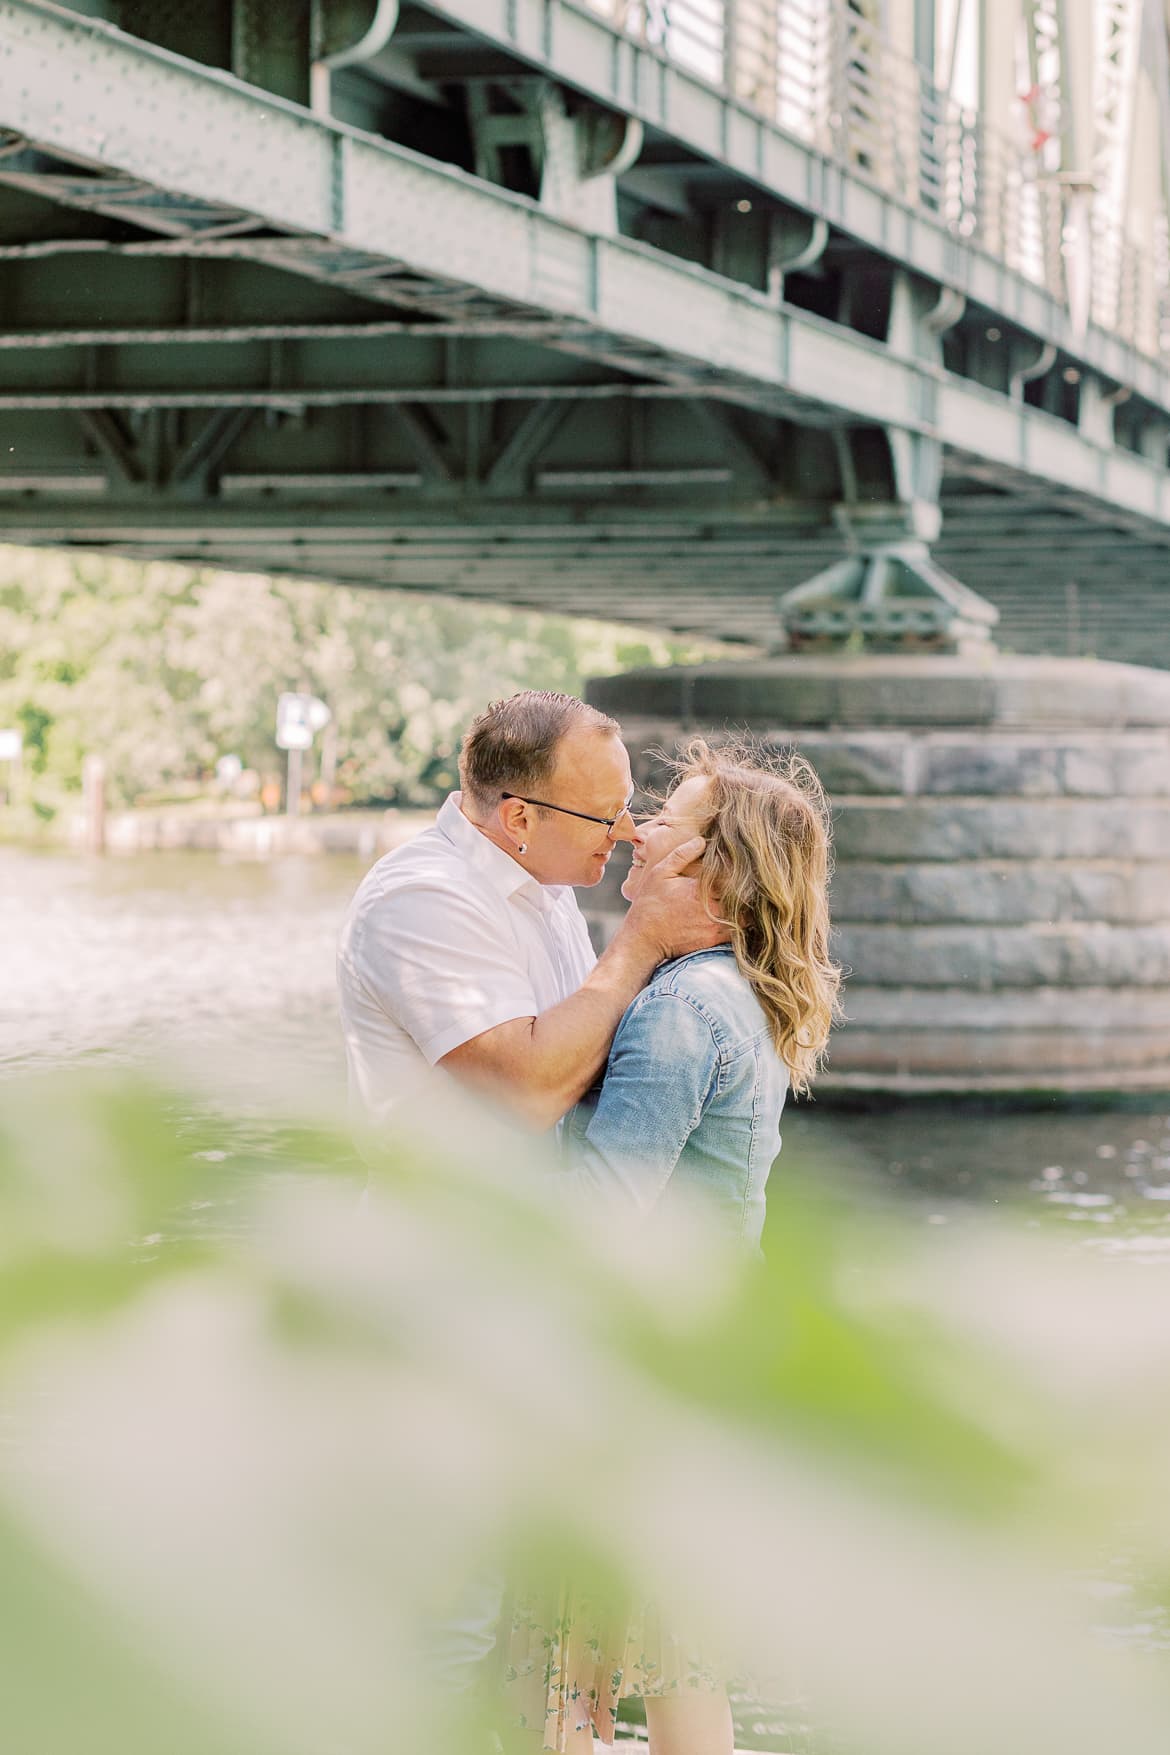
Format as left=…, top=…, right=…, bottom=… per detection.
left=497, top=796, right=531, bottom=843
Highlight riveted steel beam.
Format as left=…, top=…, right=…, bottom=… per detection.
left=413, top=0, right=1170, bottom=401
left=1, top=474, right=1167, bottom=641
left=171, top=407, right=256, bottom=486
left=114, top=0, right=234, bottom=72
left=0, top=318, right=570, bottom=348
left=1, top=0, right=1170, bottom=539
left=0, top=484, right=1156, bottom=547
left=483, top=400, right=573, bottom=489
left=231, top=0, right=314, bottom=103
left=0, top=499, right=835, bottom=537
left=75, top=409, right=142, bottom=485
left=387, top=402, right=456, bottom=480
left=0, top=384, right=702, bottom=410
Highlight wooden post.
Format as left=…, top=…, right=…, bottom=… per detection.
left=318, top=720, right=338, bottom=802
left=286, top=745, right=304, bottom=817
left=82, top=753, right=106, bottom=854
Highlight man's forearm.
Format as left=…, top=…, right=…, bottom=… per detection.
left=439, top=834, right=715, bottom=1129
left=443, top=918, right=659, bottom=1131
left=519, top=923, right=660, bottom=1127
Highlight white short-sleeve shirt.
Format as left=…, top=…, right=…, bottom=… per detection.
left=337, top=792, right=598, bottom=1123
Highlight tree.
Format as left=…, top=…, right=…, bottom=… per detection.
left=0, top=546, right=717, bottom=812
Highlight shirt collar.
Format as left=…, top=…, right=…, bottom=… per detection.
left=436, top=793, right=560, bottom=912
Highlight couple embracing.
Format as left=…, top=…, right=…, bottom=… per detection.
left=337, top=689, right=841, bottom=1755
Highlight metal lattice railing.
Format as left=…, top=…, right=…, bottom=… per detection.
left=588, top=0, right=1170, bottom=361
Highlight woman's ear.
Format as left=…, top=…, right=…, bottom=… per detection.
left=688, top=825, right=724, bottom=891
left=682, top=819, right=715, bottom=881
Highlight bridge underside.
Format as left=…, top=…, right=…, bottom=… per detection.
left=2, top=0, right=1170, bottom=666
left=4, top=480, right=1167, bottom=661
left=0, top=234, right=1163, bottom=658
left=1, top=217, right=1166, bottom=654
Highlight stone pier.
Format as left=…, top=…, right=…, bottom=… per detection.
left=588, top=655, right=1170, bottom=1095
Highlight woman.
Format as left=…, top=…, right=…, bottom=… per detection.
left=567, top=736, right=840, bottom=1247
left=504, top=737, right=842, bottom=1755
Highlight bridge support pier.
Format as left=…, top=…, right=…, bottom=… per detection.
left=582, top=248, right=1170, bottom=1093
left=586, top=654, right=1170, bottom=1097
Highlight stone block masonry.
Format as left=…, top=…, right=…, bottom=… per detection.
left=587, top=657, right=1170, bottom=1094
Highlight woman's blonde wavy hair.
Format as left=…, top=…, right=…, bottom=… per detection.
left=666, top=736, right=842, bottom=1095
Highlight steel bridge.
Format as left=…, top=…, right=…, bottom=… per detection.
left=1, top=0, right=1169, bottom=658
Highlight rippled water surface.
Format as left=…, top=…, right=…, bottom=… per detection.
left=5, top=843, right=1170, bottom=1250
left=1, top=844, right=364, bottom=1087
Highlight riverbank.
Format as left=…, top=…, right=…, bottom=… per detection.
left=1, top=801, right=436, bottom=859
left=103, top=803, right=436, bottom=859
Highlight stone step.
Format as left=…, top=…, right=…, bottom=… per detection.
left=820, top=1059, right=1170, bottom=1093
left=828, top=1026, right=1170, bottom=1079
left=591, top=657, right=1170, bottom=1091
left=788, top=732, right=1170, bottom=799
left=842, top=983, right=1170, bottom=1030
left=831, top=797, right=1170, bottom=861
left=618, top=721, right=1170, bottom=800
left=591, top=655, right=1170, bottom=730
left=829, top=860, right=1170, bottom=925
left=834, top=921, right=1170, bottom=987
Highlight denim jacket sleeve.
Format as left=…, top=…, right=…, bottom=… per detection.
left=566, top=988, right=720, bottom=1214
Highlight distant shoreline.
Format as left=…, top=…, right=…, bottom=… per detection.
left=0, top=803, right=436, bottom=860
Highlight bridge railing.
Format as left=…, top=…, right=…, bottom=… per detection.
left=591, top=0, right=1169, bottom=361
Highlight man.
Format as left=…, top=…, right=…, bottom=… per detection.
left=337, top=690, right=721, bottom=1715
left=338, top=688, right=720, bottom=1131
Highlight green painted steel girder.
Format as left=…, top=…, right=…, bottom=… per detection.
left=1, top=0, right=1170, bottom=539
left=417, top=0, right=1170, bottom=406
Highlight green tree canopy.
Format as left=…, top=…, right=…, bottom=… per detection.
left=0, top=546, right=717, bottom=812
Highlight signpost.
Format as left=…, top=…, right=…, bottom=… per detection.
left=0, top=728, right=22, bottom=807
left=82, top=753, right=106, bottom=854
left=275, top=693, right=331, bottom=816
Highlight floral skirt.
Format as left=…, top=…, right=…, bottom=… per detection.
left=501, top=1585, right=722, bottom=1751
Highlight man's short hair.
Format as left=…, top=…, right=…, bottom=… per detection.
left=459, top=691, right=621, bottom=816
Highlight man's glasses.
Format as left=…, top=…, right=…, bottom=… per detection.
left=501, top=792, right=636, bottom=838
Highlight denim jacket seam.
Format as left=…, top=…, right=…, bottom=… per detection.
left=635, top=968, right=770, bottom=1141
left=660, top=975, right=767, bottom=1057
left=611, top=988, right=721, bottom=1178
left=649, top=1025, right=719, bottom=1197
left=739, top=1042, right=766, bottom=1235
left=635, top=981, right=725, bottom=1053
left=678, top=1055, right=719, bottom=1181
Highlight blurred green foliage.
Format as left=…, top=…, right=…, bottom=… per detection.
left=1, top=1072, right=1168, bottom=1755
left=0, top=545, right=716, bottom=814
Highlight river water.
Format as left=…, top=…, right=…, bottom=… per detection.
left=1, top=844, right=362, bottom=1087
left=4, top=843, right=1170, bottom=1255
left=6, top=842, right=1170, bottom=1249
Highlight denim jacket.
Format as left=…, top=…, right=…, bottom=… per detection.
left=565, top=946, right=787, bottom=1250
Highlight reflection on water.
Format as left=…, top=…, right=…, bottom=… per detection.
left=0, top=845, right=365, bottom=1085
left=4, top=844, right=1170, bottom=1251
left=785, top=1101, right=1170, bottom=1256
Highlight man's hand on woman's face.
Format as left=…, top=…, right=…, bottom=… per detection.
left=623, top=836, right=731, bottom=963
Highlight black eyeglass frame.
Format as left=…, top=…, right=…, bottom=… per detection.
left=500, top=791, right=636, bottom=836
